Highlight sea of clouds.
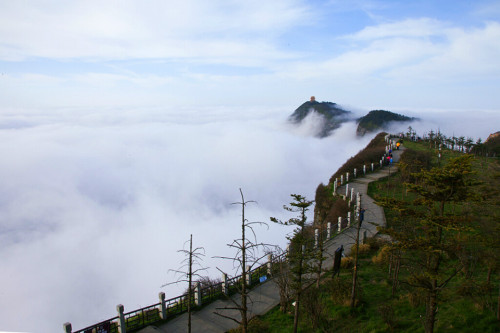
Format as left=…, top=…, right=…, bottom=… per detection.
left=0, top=106, right=498, bottom=332
left=0, top=106, right=375, bottom=333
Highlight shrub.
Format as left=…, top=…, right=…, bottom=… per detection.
left=301, top=286, right=330, bottom=330
left=341, top=256, right=353, bottom=269
left=327, top=276, right=351, bottom=305
left=350, top=243, right=371, bottom=256
left=371, top=245, right=392, bottom=265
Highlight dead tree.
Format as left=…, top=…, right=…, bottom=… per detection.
left=162, top=234, right=207, bottom=333
left=214, top=188, right=275, bottom=333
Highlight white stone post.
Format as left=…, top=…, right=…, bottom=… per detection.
left=333, top=181, right=337, bottom=194
left=350, top=188, right=354, bottom=202
left=346, top=172, right=349, bottom=182
left=195, top=281, right=201, bottom=306
left=347, top=211, right=351, bottom=227
left=63, top=323, right=72, bottom=333
left=246, top=265, right=251, bottom=286
left=354, top=168, right=357, bottom=178
left=327, top=222, right=331, bottom=239
left=345, top=184, right=349, bottom=197
left=117, top=304, right=126, bottom=333
left=222, top=273, right=228, bottom=295
left=314, top=229, right=319, bottom=248
left=340, top=174, right=344, bottom=185
left=363, top=164, right=366, bottom=175
left=371, top=162, right=374, bottom=171
left=267, top=253, right=273, bottom=276
left=380, top=159, right=383, bottom=167
left=159, top=292, right=167, bottom=320
left=338, top=216, right=342, bottom=232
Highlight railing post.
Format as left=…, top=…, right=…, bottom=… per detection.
left=314, top=229, right=319, bottom=248
left=117, top=304, right=126, bottom=333
left=327, top=222, right=331, bottom=239
left=338, top=216, right=342, bottom=232
left=245, top=265, right=251, bottom=286
left=222, top=273, right=228, bottom=295
left=267, top=254, right=273, bottom=276
left=348, top=212, right=351, bottom=227
left=63, top=322, right=72, bottom=333
left=195, top=281, right=201, bottom=307
left=159, top=292, right=167, bottom=320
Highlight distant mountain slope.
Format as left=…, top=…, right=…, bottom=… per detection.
left=288, top=96, right=352, bottom=137
left=288, top=98, right=417, bottom=138
left=356, top=110, right=416, bottom=136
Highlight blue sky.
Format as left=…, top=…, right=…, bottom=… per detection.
left=1, top=0, right=500, bottom=112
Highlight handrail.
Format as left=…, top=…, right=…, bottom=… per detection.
left=71, top=151, right=393, bottom=333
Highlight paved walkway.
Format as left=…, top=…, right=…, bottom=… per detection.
left=139, top=147, right=404, bottom=333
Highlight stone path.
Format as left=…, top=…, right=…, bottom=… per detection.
left=139, top=147, right=404, bottom=333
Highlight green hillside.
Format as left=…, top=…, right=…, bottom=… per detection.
left=288, top=98, right=352, bottom=137
left=249, top=133, right=500, bottom=333
left=356, top=110, right=415, bottom=136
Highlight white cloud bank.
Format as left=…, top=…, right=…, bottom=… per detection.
left=0, top=106, right=374, bottom=332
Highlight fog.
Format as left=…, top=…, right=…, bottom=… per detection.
left=0, top=106, right=374, bottom=333
left=0, top=106, right=498, bottom=332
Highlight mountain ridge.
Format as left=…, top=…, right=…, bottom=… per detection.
left=289, top=97, right=417, bottom=137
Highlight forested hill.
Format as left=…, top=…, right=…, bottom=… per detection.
left=288, top=97, right=416, bottom=138
left=288, top=99, right=352, bottom=137
left=356, top=110, right=415, bottom=136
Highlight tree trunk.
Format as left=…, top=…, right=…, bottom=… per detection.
left=350, top=222, right=362, bottom=307
left=293, top=291, right=300, bottom=333
left=240, top=191, right=248, bottom=333
left=425, top=284, right=438, bottom=333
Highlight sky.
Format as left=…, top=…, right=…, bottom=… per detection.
left=1, top=0, right=500, bottom=112
left=0, top=1, right=500, bottom=332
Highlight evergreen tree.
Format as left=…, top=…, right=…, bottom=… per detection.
left=271, top=194, right=314, bottom=333
left=378, top=154, right=477, bottom=333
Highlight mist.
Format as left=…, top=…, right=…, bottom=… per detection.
left=0, top=106, right=374, bottom=332
left=1, top=105, right=498, bottom=332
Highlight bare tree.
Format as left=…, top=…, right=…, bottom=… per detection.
left=162, top=234, right=207, bottom=333
left=214, top=188, right=275, bottom=333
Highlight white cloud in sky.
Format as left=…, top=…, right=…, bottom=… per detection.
left=0, top=1, right=499, bottom=110
left=0, top=0, right=309, bottom=62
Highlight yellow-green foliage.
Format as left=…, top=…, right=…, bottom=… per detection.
left=371, top=245, right=392, bottom=265
left=341, top=256, right=353, bottom=269
left=350, top=243, right=371, bottom=256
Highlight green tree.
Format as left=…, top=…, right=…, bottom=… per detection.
left=271, top=194, right=314, bottom=333
left=379, top=154, right=477, bottom=333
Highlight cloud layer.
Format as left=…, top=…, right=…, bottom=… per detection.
left=0, top=106, right=376, bottom=332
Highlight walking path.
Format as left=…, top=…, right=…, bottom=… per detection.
left=139, top=147, right=404, bottom=333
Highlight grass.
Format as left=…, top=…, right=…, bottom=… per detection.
left=255, top=139, right=500, bottom=332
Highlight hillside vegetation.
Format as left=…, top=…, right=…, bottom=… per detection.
left=356, top=110, right=415, bottom=136
left=249, top=131, right=499, bottom=333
